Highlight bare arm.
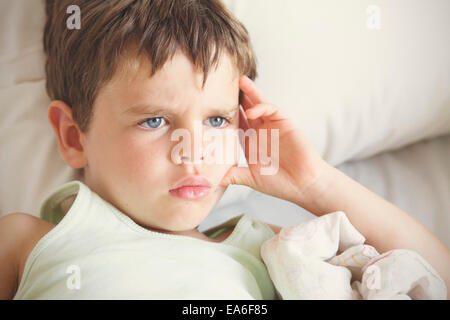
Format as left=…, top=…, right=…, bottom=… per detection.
left=0, top=214, right=24, bottom=299
left=0, top=213, right=55, bottom=300
left=296, top=164, right=450, bottom=298
left=224, top=75, right=449, bottom=297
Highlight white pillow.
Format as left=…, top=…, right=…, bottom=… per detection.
left=334, top=134, right=450, bottom=248
left=0, top=0, right=46, bottom=86
left=0, top=81, right=83, bottom=217
left=0, top=0, right=81, bottom=217
left=223, top=0, right=450, bottom=166
left=1, top=0, right=449, bottom=217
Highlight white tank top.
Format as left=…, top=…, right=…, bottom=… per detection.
left=13, top=180, right=277, bottom=299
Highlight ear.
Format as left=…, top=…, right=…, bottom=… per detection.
left=47, top=100, right=88, bottom=169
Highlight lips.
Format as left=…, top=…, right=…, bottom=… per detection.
left=169, top=176, right=211, bottom=200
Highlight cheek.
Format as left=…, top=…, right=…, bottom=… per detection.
left=121, top=139, right=167, bottom=171
left=105, top=131, right=170, bottom=181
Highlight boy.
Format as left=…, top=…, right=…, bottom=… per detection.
left=1, top=0, right=448, bottom=299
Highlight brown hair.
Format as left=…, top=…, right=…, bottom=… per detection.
left=44, top=0, right=258, bottom=133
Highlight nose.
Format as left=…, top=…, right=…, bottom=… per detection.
left=171, top=119, right=205, bottom=165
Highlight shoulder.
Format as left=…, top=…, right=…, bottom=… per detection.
left=0, top=213, right=55, bottom=292
left=0, top=213, right=55, bottom=243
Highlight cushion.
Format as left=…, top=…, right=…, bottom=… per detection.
left=223, top=0, right=450, bottom=165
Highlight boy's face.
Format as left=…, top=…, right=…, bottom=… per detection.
left=81, top=51, right=240, bottom=232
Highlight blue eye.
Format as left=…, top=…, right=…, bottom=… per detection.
left=207, top=116, right=227, bottom=128
left=140, top=117, right=166, bottom=129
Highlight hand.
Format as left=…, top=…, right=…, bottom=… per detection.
left=220, top=75, right=331, bottom=205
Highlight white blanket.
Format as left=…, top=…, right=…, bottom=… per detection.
left=260, top=212, right=447, bottom=300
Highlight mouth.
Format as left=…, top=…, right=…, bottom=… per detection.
left=169, top=176, right=211, bottom=200
left=169, top=186, right=210, bottom=200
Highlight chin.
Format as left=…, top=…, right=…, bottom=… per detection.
left=155, top=207, right=208, bottom=232
left=163, top=192, right=223, bottom=229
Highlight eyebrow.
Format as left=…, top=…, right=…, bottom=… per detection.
left=123, top=103, right=240, bottom=117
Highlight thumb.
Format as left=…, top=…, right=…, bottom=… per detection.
left=220, top=165, right=255, bottom=188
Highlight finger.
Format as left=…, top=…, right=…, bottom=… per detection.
left=241, top=90, right=287, bottom=122
left=238, top=106, right=251, bottom=160
left=240, top=92, right=263, bottom=128
left=245, top=104, right=276, bottom=119
left=238, top=105, right=250, bottom=131
left=240, top=91, right=254, bottom=111
left=246, top=103, right=288, bottom=122
left=239, top=75, right=269, bottom=105
left=219, top=165, right=255, bottom=188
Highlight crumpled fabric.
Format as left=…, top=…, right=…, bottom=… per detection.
left=260, top=211, right=447, bottom=300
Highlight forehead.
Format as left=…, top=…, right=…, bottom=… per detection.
left=97, top=50, right=240, bottom=112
